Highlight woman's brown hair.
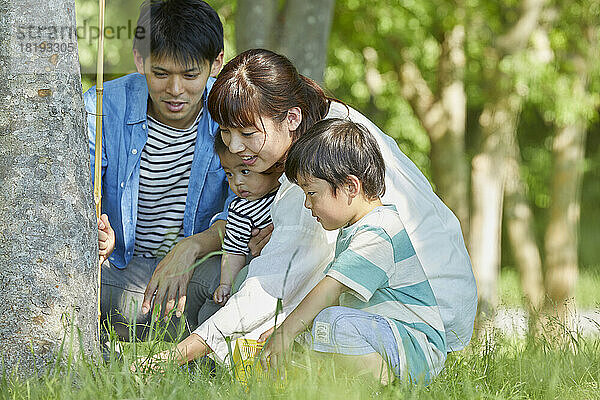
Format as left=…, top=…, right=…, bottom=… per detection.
left=207, top=49, right=332, bottom=140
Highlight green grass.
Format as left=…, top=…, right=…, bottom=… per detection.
left=1, top=329, right=600, bottom=399
left=500, top=267, right=600, bottom=309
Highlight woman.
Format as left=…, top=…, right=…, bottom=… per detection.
left=143, top=49, right=477, bottom=383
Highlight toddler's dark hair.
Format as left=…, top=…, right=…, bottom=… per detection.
left=285, top=118, right=385, bottom=199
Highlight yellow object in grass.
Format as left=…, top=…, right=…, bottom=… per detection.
left=232, top=338, right=285, bottom=387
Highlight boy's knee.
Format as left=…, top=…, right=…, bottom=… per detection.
left=313, top=306, right=362, bottom=339
left=314, top=306, right=346, bottom=325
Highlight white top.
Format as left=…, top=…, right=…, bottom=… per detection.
left=243, top=101, right=477, bottom=351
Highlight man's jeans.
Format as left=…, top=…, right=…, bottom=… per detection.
left=100, top=255, right=221, bottom=342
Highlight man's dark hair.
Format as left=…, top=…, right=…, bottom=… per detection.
left=133, top=0, right=223, bottom=67
left=213, top=131, right=228, bottom=156
left=285, top=118, right=386, bottom=200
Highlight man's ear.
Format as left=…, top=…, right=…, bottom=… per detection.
left=345, top=175, right=362, bottom=199
left=286, top=107, right=303, bottom=133
left=133, top=49, right=146, bottom=75
left=210, top=51, right=224, bottom=77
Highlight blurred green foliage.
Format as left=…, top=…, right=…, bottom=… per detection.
left=75, top=0, right=600, bottom=269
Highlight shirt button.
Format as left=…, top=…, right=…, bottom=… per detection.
left=120, top=182, right=124, bottom=188
left=142, top=123, right=146, bottom=129
left=131, top=149, right=137, bottom=155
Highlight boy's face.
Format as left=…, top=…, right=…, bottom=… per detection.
left=134, top=51, right=223, bottom=129
left=297, top=176, right=355, bottom=231
left=219, top=150, right=281, bottom=201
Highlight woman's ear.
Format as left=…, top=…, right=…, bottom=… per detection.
left=286, top=107, right=302, bottom=133
left=345, top=175, right=362, bottom=199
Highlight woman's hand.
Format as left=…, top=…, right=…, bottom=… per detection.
left=98, top=214, right=115, bottom=265
left=141, top=235, right=201, bottom=318
left=213, top=283, right=231, bottom=305
left=248, top=223, right=274, bottom=257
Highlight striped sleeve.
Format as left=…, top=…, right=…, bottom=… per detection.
left=326, top=226, right=394, bottom=302
left=221, top=192, right=276, bottom=255
left=222, top=198, right=253, bottom=255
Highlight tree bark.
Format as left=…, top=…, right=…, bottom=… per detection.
left=0, top=0, right=98, bottom=375
left=235, top=0, right=335, bottom=83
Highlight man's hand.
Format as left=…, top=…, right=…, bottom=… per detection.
left=98, top=214, right=115, bottom=265
left=141, top=235, right=201, bottom=318
left=213, top=283, right=231, bottom=305
left=248, top=223, right=274, bottom=257
left=141, top=220, right=224, bottom=320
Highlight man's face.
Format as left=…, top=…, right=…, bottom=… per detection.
left=134, top=51, right=223, bottom=129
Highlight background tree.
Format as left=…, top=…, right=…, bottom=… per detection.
left=0, top=0, right=98, bottom=374
left=235, top=0, right=335, bottom=82
left=538, top=0, right=600, bottom=323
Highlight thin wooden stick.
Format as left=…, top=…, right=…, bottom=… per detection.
left=94, top=0, right=106, bottom=342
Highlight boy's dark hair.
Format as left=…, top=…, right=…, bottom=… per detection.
left=286, top=119, right=386, bottom=199
left=133, top=0, right=223, bottom=67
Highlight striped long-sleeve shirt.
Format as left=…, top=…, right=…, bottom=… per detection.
left=133, top=113, right=200, bottom=257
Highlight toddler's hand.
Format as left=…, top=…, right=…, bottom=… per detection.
left=213, top=284, right=231, bottom=305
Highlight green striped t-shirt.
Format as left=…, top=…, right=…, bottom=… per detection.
left=325, top=205, right=447, bottom=382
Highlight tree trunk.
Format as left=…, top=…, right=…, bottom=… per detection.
left=235, top=0, right=335, bottom=83
left=469, top=0, right=546, bottom=329
left=432, top=25, right=469, bottom=238
left=235, top=0, right=279, bottom=52
left=0, top=0, right=98, bottom=375
left=470, top=94, right=522, bottom=320
left=544, top=119, right=587, bottom=321
left=504, top=138, right=544, bottom=313
left=399, top=24, right=469, bottom=238
left=277, top=0, right=335, bottom=83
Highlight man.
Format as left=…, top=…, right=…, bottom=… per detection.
left=85, top=0, right=237, bottom=341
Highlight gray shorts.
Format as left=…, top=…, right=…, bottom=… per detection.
left=311, top=306, right=401, bottom=376
left=100, top=255, right=221, bottom=341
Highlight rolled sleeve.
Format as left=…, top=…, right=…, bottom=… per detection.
left=193, top=278, right=279, bottom=363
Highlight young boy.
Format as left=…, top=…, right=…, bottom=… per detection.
left=260, top=119, right=447, bottom=385
left=212, top=135, right=282, bottom=305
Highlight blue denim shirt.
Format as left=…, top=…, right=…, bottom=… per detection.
left=84, top=73, right=234, bottom=268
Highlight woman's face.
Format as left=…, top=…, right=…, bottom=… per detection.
left=218, top=108, right=302, bottom=173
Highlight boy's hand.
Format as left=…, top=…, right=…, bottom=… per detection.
left=98, top=214, right=115, bottom=265
left=258, top=326, right=275, bottom=342
left=259, top=326, right=293, bottom=372
left=213, top=284, right=231, bottom=305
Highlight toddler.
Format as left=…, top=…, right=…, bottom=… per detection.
left=212, top=134, right=282, bottom=305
